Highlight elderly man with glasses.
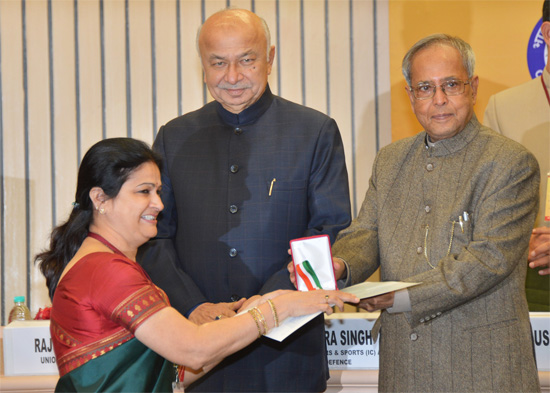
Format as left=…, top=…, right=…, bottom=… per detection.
left=324, top=34, right=541, bottom=392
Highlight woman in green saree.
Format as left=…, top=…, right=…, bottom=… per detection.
left=35, top=138, right=358, bottom=392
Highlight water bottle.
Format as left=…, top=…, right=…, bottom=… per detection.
left=8, top=296, right=31, bottom=323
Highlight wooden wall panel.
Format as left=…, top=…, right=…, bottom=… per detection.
left=302, top=0, right=327, bottom=113
left=178, top=0, right=203, bottom=116
left=327, top=1, right=352, bottom=206
left=26, top=0, right=53, bottom=312
left=78, top=0, right=104, bottom=154
left=0, top=0, right=27, bottom=321
left=253, top=1, right=278, bottom=96
left=277, top=0, right=301, bottom=103
left=51, top=0, right=77, bottom=228
left=128, top=0, right=154, bottom=141
left=0, top=0, right=389, bottom=323
left=153, top=0, right=179, bottom=130
left=351, top=0, right=391, bottom=216
left=103, top=0, right=128, bottom=139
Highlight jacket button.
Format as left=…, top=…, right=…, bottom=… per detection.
left=234, top=128, right=243, bottom=135
left=426, top=163, right=434, bottom=171
left=410, top=332, right=418, bottom=341
left=425, top=205, right=431, bottom=213
left=230, top=164, right=239, bottom=173
left=416, top=246, right=423, bottom=254
left=229, top=248, right=238, bottom=257
left=229, top=205, right=238, bottom=214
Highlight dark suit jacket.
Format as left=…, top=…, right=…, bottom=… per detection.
left=138, top=86, right=351, bottom=392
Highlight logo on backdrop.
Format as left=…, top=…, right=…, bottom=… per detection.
left=527, top=18, right=548, bottom=78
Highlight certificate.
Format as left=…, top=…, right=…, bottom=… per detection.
left=265, top=281, right=420, bottom=342
left=342, top=281, right=420, bottom=299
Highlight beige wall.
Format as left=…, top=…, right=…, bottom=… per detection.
left=5, top=0, right=539, bottom=324
left=389, top=0, right=543, bottom=141
left=0, top=0, right=391, bottom=323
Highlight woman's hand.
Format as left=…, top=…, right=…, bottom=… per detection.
left=269, top=289, right=359, bottom=321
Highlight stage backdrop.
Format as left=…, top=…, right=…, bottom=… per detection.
left=1, top=0, right=543, bottom=324
left=0, top=0, right=391, bottom=324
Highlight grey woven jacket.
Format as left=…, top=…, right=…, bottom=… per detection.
left=332, top=116, right=541, bottom=392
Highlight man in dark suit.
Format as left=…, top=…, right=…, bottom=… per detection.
left=138, top=8, right=351, bottom=392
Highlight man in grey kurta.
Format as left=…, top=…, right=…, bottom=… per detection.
left=331, top=34, right=541, bottom=392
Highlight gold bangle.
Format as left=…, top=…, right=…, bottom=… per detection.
left=267, top=299, right=279, bottom=327
left=248, top=308, right=262, bottom=338
left=254, top=307, right=269, bottom=335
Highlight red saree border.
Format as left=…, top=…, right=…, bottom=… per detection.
left=56, top=326, right=133, bottom=376
left=55, top=285, right=169, bottom=376
left=111, top=285, right=169, bottom=333
left=51, top=318, right=81, bottom=348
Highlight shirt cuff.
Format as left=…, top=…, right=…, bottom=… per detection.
left=334, top=257, right=350, bottom=288
left=386, top=289, right=411, bottom=313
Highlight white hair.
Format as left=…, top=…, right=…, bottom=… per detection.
left=402, top=34, right=476, bottom=86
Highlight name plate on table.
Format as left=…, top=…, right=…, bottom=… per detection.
left=3, top=320, right=58, bottom=376
left=325, top=312, right=550, bottom=371
left=531, top=312, right=550, bottom=371
left=325, top=313, right=379, bottom=370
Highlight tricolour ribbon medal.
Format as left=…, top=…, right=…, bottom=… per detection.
left=296, top=260, right=323, bottom=290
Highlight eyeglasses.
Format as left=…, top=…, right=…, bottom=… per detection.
left=410, top=79, right=471, bottom=100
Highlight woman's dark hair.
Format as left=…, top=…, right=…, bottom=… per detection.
left=35, top=138, right=162, bottom=299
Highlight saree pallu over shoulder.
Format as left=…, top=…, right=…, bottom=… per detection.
left=55, top=337, right=173, bottom=392
left=54, top=284, right=169, bottom=376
